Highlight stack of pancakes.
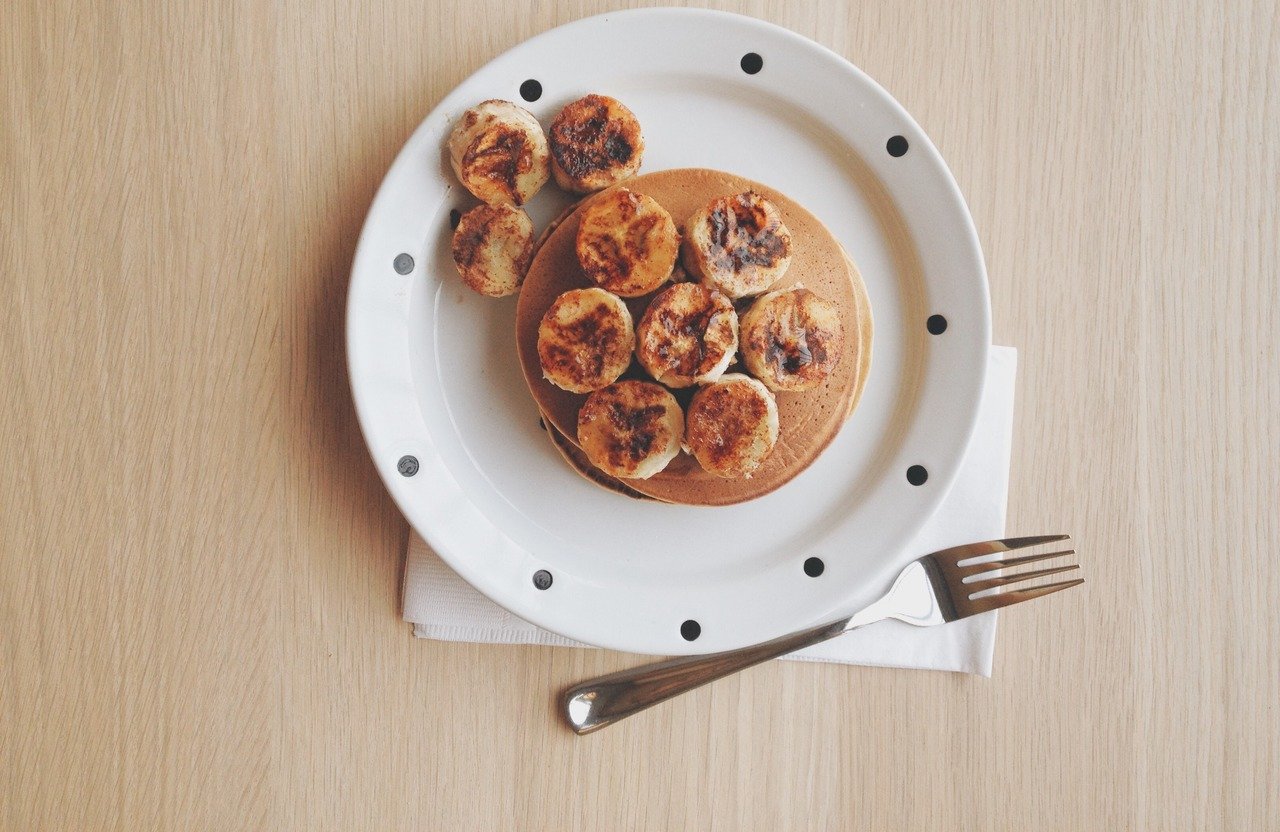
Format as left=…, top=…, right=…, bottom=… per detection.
left=516, top=168, right=873, bottom=506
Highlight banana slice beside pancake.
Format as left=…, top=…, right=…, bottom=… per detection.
left=549, top=94, right=644, bottom=194
left=682, top=191, right=793, bottom=299
left=577, top=380, right=683, bottom=479
left=450, top=203, right=535, bottom=297
left=448, top=100, right=549, bottom=206
left=740, top=286, right=845, bottom=392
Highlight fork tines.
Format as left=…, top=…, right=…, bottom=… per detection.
left=934, top=534, right=1082, bottom=615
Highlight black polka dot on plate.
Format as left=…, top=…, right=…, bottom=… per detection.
left=804, top=557, right=825, bottom=577
left=519, top=79, right=542, bottom=102
left=680, top=620, right=701, bottom=641
left=927, top=314, right=948, bottom=335
left=887, top=135, right=909, bottom=157
left=449, top=208, right=462, bottom=229
left=907, top=465, right=929, bottom=486
left=740, top=52, right=763, bottom=74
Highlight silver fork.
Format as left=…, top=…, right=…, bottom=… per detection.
left=563, top=535, right=1081, bottom=734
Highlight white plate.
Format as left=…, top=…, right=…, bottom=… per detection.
left=347, top=9, right=990, bottom=655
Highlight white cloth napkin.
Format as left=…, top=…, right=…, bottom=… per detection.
left=404, top=346, right=1018, bottom=675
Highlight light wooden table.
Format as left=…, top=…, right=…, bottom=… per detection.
left=3, top=0, right=1277, bottom=828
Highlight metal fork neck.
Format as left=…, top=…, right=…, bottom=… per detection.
left=842, top=560, right=947, bottom=631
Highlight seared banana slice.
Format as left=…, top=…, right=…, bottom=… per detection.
left=682, top=191, right=793, bottom=299
left=575, top=188, right=678, bottom=297
left=577, top=380, right=683, bottom=479
left=740, top=286, right=844, bottom=392
left=549, top=94, right=644, bottom=194
left=685, top=374, right=780, bottom=479
left=537, top=288, right=635, bottom=393
left=450, top=203, right=535, bottom=297
left=635, top=283, right=738, bottom=388
left=448, top=100, right=549, bottom=206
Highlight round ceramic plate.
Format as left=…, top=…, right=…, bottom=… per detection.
left=347, top=9, right=990, bottom=655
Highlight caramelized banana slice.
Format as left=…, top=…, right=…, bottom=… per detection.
left=685, top=374, right=780, bottom=479
left=575, top=188, right=678, bottom=297
left=448, top=100, right=549, bottom=205
left=577, top=380, right=683, bottom=479
left=740, top=286, right=844, bottom=392
left=549, top=95, right=644, bottom=194
left=682, top=191, right=793, bottom=299
left=635, top=283, right=738, bottom=388
left=450, top=203, right=535, bottom=297
left=537, top=288, right=634, bottom=393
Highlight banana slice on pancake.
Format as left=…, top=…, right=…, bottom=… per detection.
left=537, top=288, right=634, bottom=393
left=740, top=286, right=845, bottom=392
left=635, top=283, right=738, bottom=388
left=575, top=188, right=679, bottom=297
left=448, top=99, right=549, bottom=206
left=549, top=94, right=644, bottom=194
left=682, top=191, right=793, bottom=299
left=450, top=203, right=535, bottom=297
left=577, top=380, right=683, bottom=479
left=684, top=374, right=780, bottom=479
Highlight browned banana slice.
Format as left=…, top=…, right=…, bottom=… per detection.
left=537, top=288, right=634, bottom=393
left=577, top=380, right=683, bottom=479
left=740, top=286, right=845, bottom=392
left=635, top=283, right=738, bottom=388
left=682, top=191, right=793, bottom=299
left=448, top=100, right=549, bottom=206
left=575, top=188, right=678, bottom=297
left=684, top=374, right=780, bottom=478
left=548, top=94, right=644, bottom=194
left=450, top=203, right=535, bottom=297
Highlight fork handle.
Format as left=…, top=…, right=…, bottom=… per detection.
left=562, top=618, right=851, bottom=734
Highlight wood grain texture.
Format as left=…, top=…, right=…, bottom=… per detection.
left=1, top=0, right=1276, bottom=828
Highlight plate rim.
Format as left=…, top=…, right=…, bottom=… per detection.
left=347, top=8, right=991, bottom=654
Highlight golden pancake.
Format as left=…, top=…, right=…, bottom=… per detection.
left=516, top=168, right=872, bottom=506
